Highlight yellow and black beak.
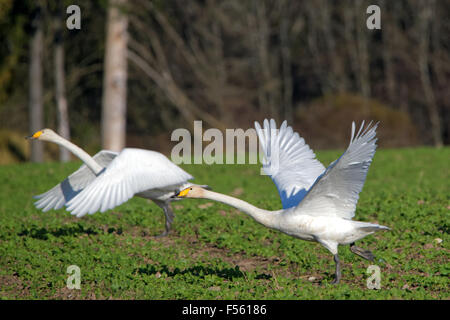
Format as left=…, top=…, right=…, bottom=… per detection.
left=25, top=131, right=43, bottom=140
left=173, top=188, right=190, bottom=198
left=171, top=185, right=211, bottom=199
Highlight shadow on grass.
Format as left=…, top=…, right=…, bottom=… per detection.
left=135, top=264, right=250, bottom=281
left=18, top=223, right=99, bottom=240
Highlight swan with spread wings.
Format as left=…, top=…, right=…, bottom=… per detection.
left=175, top=119, right=389, bottom=284
left=27, top=129, right=204, bottom=237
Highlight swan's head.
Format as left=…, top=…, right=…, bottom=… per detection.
left=26, top=128, right=58, bottom=142
left=173, top=185, right=210, bottom=199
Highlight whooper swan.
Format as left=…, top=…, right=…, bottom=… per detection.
left=27, top=129, right=203, bottom=237
left=175, top=119, right=389, bottom=284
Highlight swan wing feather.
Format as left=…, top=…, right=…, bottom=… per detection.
left=255, top=119, right=326, bottom=208
left=33, top=150, right=118, bottom=211
left=294, top=121, right=378, bottom=219
left=65, top=148, right=193, bottom=217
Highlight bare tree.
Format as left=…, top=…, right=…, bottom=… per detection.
left=54, top=9, right=70, bottom=161
left=342, top=2, right=358, bottom=94
left=127, top=1, right=233, bottom=130
left=249, top=0, right=279, bottom=119
left=29, top=5, right=44, bottom=162
left=380, top=0, right=397, bottom=107
left=417, top=0, right=442, bottom=147
left=320, top=0, right=337, bottom=92
left=430, top=1, right=450, bottom=143
left=278, top=0, right=293, bottom=122
left=304, top=2, right=324, bottom=94
left=305, top=1, right=336, bottom=95
left=101, top=0, right=128, bottom=151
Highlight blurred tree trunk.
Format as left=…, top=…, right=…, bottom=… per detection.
left=305, top=2, right=327, bottom=94
left=391, top=1, right=410, bottom=113
left=207, top=1, right=231, bottom=124
left=249, top=0, right=279, bottom=120
left=319, top=0, right=337, bottom=92
left=29, top=6, right=44, bottom=162
left=355, top=1, right=371, bottom=99
left=279, top=0, right=293, bottom=122
left=430, top=2, right=449, bottom=144
left=417, top=0, right=442, bottom=147
left=54, top=11, right=71, bottom=162
left=343, top=2, right=358, bottom=93
left=102, top=0, right=128, bottom=151
left=380, top=0, right=397, bottom=107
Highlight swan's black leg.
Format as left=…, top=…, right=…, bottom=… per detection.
left=155, top=203, right=175, bottom=238
left=350, top=242, right=375, bottom=261
left=331, top=254, right=341, bottom=284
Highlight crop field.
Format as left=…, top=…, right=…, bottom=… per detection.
left=0, top=147, right=448, bottom=299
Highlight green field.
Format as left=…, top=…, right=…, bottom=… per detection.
left=0, top=147, right=448, bottom=299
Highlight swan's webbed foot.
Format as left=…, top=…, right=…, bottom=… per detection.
left=331, top=254, right=341, bottom=285
left=350, top=243, right=375, bottom=261
left=155, top=230, right=169, bottom=238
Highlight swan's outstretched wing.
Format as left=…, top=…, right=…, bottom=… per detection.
left=255, top=119, right=326, bottom=209
left=295, top=121, right=378, bottom=219
left=33, top=150, right=118, bottom=211
left=65, top=148, right=193, bottom=217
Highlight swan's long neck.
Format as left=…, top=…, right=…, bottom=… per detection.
left=51, top=135, right=103, bottom=174
left=200, top=190, right=280, bottom=229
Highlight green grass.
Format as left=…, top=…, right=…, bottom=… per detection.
left=0, top=147, right=449, bottom=299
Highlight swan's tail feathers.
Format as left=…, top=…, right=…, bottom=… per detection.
left=348, top=221, right=390, bottom=244
left=356, top=222, right=391, bottom=233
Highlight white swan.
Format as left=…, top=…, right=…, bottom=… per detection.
left=175, top=119, right=389, bottom=284
left=27, top=129, right=203, bottom=237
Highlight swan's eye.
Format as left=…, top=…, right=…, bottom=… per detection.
left=190, top=188, right=193, bottom=190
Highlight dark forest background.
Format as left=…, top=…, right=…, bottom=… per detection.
left=0, top=0, right=448, bottom=164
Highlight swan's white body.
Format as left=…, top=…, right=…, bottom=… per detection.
left=254, top=119, right=389, bottom=255
left=177, top=119, right=389, bottom=283
left=29, top=129, right=195, bottom=236
left=191, top=189, right=385, bottom=255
